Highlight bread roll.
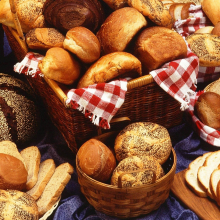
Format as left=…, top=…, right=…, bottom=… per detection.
left=161, top=0, right=174, bottom=9
left=26, top=28, right=65, bottom=50
left=101, top=0, right=128, bottom=10
left=63, top=27, right=101, bottom=64
left=194, top=26, right=214, bottom=34
left=206, top=78, right=220, bottom=96
left=0, top=153, right=28, bottom=191
left=76, top=52, right=142, bottom=88
left=0, top=189, right=38, bottom=219
left=194, top=92, right=220, bottom=129
left=38, top=47, right=81, bottom=85
left=96, top=7, right=147, bottom=55
left=211, top=22, right=220, bottom=37
left=127, top=0, right=174, bottom=29
left=114, top=122, right=172, bottom=164
left=111, top=155, right=165, bottom=187
left=201, top=0, right=220, bottom=26
left=134, top=26, right=187, bottom=72
left=77, top=139, right=116, bottom=182
left=186, top=33, right=220, bottom=67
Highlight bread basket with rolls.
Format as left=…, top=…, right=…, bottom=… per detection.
left=75, top=122, right=177, bottom=219
left=2, top=0, right=203, bottom=154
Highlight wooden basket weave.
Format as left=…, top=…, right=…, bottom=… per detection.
left=76, top=131, right=177, bottom=219
left=3, top=25, right=183, bottom=154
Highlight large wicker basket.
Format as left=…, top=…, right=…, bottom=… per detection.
left=76, top=132, right=177, bottom=219
left=3, top=25, right=183, bottom=154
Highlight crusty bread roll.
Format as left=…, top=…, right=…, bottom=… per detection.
left=26, top=28, right=65, bottom=50
left=101, top=0, right=128, bottom=10
left=0, top=153, right=28, bottom=191
left=38, top=47, right=81, bottom=85
left=201, top=0, right=220, bottom=26
left=63, top=27, right=101, bottom=64
left=194, top=26, right=214, bottom=34
left=96, top=7, right=147, bottom=55
left=114, top=122, right=172, bottom=164
left=186, top=33, right=220, bottom=67
left=20, top=146, right=41, bottom=191
left=211, top=22, right=220, bottom=37
left=77, top=52, right=142, bottom=88
left=127, top=0, right=174, bottom=29
left=194, top=92, right=220, bottom=129
left=161, top=0, right=174, bottom=9
left=77, top=139, right=116, bottom=182
left=111, top=155, right=165, bottom=187
left=134, top=26, right=187, bottom=72
left=206, top=78, right=220, bottom=96
left=0, top=189, right=39, bottom=219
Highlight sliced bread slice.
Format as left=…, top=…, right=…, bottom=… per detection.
left=197, top=150, right=220, bottom=199
left=20, top=146, right=41, bottom=190
left=210, top=168, right=220, bottom=200
left=36, top=162, right=74, bottom=217
left=0, top=140, right=26, bottom=168
left=27, top=159, right=56, bottom=200
left=185, top=152, right=212, bottom=197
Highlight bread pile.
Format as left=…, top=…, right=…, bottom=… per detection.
left=77, top=122, right=173, bottom=188
left=185, top=150, right=220, bottom=205
left=0, top=140, right=74, bottom=218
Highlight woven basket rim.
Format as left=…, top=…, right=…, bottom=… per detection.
left=76, top=148, right=176, bottom=190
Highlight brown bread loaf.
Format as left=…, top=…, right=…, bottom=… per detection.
left=77, top=139, right=116, bottom=182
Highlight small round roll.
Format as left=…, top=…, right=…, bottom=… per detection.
left=63, top=27, right=101, bottom=64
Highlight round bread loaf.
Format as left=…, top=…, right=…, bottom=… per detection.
left=0, top=73, right=40, bottom=144
left=0, top=189, right=39, bottom=219
left=63, top=27, right=101, bottom=63
left=114, top=122, right=172, bottom=164
left=38, top=47, right=81, bottom=85
left=25, top=28, right=65, bottom=50
left=77, top=138, right=116, bottom=183
left=111, top=155, right=165, bottom=187
left=211, top=22, right=220, bottom=37
left=194, top=92, right=220, bottom=129
left=76, top=52, right=142, bottom=88
left=134, top=26, right=188, bottom=72
left=96, top=7, right=147, bottom=55
left=0, top=153, right=28, bottom=191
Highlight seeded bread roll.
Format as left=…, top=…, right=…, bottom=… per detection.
left=63, top=27, right=101, bottom=64
left=26, top=28, right=65, bottom=50
left=134, top=26, right=188, bottom=72
left=0, top=153, right=28, bottom=191
left=127, top=0, right=174, bottom=29
left=111, top=155, right=165, bottom=187
left=0, top=189, right=39, bottom=219
left=186, top=33, right=220, bottom=67
left=96, top=7, right=147, bottom=55
left=114, top=122, right=172, bottom=164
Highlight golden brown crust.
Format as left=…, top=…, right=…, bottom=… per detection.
left=63, top=27, right=101, bottom=64
left=114, top=122, right=172, bottom=164
left=111, top=155, right=165, bottom=187
left=101, top=0, right=129, bottom=10
left=135, top=26, right=187, bottom=72
left=76, top=52, right=142, bottom=88
left=211, top=22, right=220, bottom=37
left=38, top=47, right=81, bottom=85
left=96, top=7, right=147, bottom=55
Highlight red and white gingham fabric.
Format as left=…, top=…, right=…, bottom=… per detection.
left=186, top=91, right=220, bottom=146
left=173, top=4, right=220, bottom=83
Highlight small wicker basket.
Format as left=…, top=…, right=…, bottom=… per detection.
left=76, top=132, right=177, bottom=219
left=3, top=24, right=183, bottom=154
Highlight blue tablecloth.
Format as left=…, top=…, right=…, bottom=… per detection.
left=0, top=24, right=215, bottom=220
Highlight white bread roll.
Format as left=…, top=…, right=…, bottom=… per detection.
left=63, top=27, right=101, bottom=64
left=0, top=189, right=38, bottom=219
left=38, top=47, right=81, bottom=85
left=77, top=52, right=142, bottom=88
left=0, top=153, right=28, bottom=191
left=96, top=7, right=147, bottom=55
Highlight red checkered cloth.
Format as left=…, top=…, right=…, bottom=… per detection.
left=173, top=4, right=220, bottom=83
left=186, top=91, right=220, bottom=146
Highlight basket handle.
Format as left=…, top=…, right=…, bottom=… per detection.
left=117, top=168, right=157, bottom=188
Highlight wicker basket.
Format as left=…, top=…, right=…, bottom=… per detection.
left=76, top=132, right=177, bottom=219
left=3, top=25, right=183, bottom=154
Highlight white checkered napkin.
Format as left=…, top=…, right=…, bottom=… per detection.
left=173, top=5, right=220, bottom=83
left=150, top=48, right=199, bottom=111
left=66, top=80, right=127, bottom=129
left=186, top=91, right=220, bottom=146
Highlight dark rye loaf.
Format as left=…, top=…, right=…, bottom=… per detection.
left=0, top=73, right=40, bottom=144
